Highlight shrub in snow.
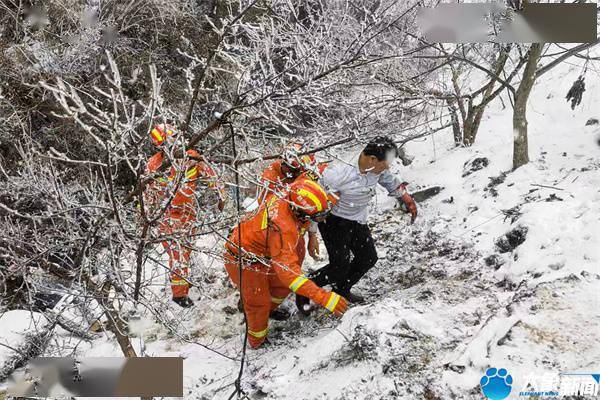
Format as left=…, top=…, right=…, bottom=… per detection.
left=495, top=225, right=528, bottom=253
left=485, top=171, right=508, bottom=197
left=462, top=157, right=490, bottom=177
left=484, top=254, right=505, bottom=270
left=332, top=324, right=379, bottom=366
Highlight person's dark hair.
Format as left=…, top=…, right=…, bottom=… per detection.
left=362, top=136, right=398, bottom=161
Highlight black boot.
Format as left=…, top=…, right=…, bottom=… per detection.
left=295, top=295, right=312, bottom=316
left=172, top=296, right=194, bottom=308
left=338, top=290, right=365, bottom=304
left=269, top=308, right=291, bottom=321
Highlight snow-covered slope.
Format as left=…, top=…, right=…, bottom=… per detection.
left=194, top=54, right=599, bottom=399
left=2, top=54, right=598, bottom=400
left=174, top=55, right=599, bottom=399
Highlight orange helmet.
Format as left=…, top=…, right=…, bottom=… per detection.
left=150, top=124, right=176, bottom=146
left=288, top=179, right=331, bottom=220
left=282, top=143, right=316, bottom=171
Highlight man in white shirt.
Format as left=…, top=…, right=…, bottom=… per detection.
left=299, top=136, right=417, bottom=308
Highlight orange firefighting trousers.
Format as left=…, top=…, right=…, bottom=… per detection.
left=224, top=236, right=307, bottom=348
left=224, top=257, right=290, bottom=348
left=159, top=211, right=195, bottom=298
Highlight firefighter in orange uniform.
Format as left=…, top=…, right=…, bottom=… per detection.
left=224, top=179, right=348, bottom=348
left=257, top=144, right=317, bottom=204
left=257, top=144, right=327, bottom=266
left=144, top=124, right=226, bottom=308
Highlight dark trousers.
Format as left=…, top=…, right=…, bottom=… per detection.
left=309, top=214, right=378, bottom=294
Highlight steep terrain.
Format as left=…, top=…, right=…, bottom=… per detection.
left=1, top=55, right=599, bottom=400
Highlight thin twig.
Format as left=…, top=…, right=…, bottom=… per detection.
left=531, top=183, right=564, bottom=191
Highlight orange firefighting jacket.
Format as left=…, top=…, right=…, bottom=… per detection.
left=225, top=195, right=330, bottom=305
left=145, top=149, right=225, bottom=217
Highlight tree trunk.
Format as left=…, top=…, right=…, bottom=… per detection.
left=96, top=280, right=138, bottom=358
left=447, top=101, right=463, bottom=146
left=513, top=43, right=543, bottom=170
left=463, top=109, right=482, bottom=146
left=83, top=277, right=152, bottom=400
left=463, top=120, right=476, bottom=146
left=449, top=64, right=467, bottom=146
left=462, top=100, right=476, bottom=146
left=463, top=49, right=509, bottom=146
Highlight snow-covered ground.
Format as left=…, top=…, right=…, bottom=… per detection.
left=2, top=56, right=599, bottom=400
left=183, top=54, right=600, bottom=399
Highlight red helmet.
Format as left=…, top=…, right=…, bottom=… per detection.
left=150, top=124, right=176, bottom=146
left=282, top=143, right=316, bottom=171
left=288, top=179, right=331, bottom=220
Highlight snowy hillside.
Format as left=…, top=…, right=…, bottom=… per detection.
left=177, top=53, right=600, bottom=399
left=3, top=51, right=597, bottom=400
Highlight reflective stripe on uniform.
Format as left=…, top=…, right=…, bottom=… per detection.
left=248, top=327, right=268, bottom=338
left=271, top=296, right=286, bottom=304
left=297, top=188, right=323, bottom=212
left=185, top=166, right=198, bottom=179
left=325, top=293, right=341, bottom=312
left=260, top=196, right=278, bottom=229
left=170, top=280, right=189, bottom=286
left=151, top=128, right=163, bottom=143
left=289, top=276, right=308, bottom=292
left=261, top=209, right=269, bottom=229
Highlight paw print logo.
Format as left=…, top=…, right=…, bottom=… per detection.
left=480, top=367, right=513, bottom=400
